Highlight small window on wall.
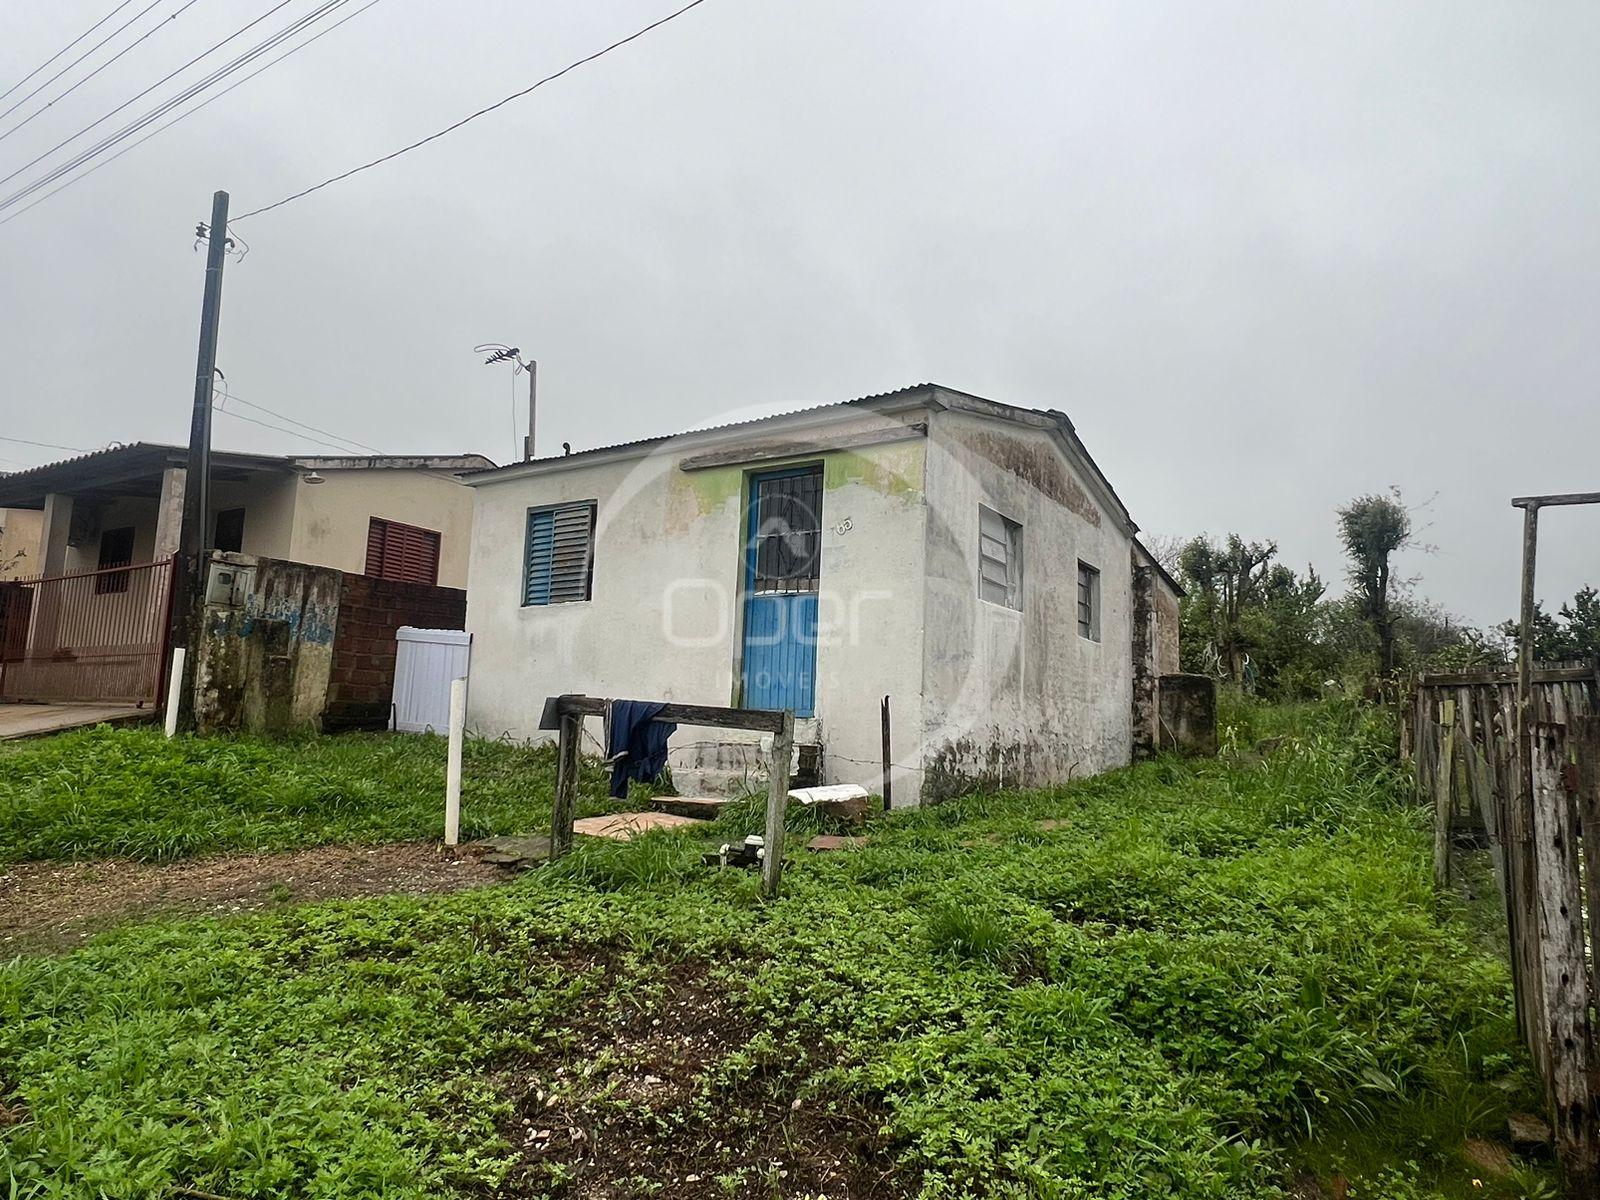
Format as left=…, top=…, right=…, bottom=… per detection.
left=213, top=508, right=245, bottom=553
left=978, top=505, right=1022, bottom=610
left=524, top=502, right=596, bottom=606
left=365, top=517, right=441, bottom=585
left=1077, top=561, right=1101, bottom=641
left=95, top=526, right=136, bottom=595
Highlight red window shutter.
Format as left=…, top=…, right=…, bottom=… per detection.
left=365, top=519, right=386, bottom=577
left=365, top=518, right=439, bottom=585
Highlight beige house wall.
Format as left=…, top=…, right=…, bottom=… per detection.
left=286, top=468, right=475, bottom=588
left=18, top=467, right=474, bottom=588
left=0, top=508, right=43, bottom=579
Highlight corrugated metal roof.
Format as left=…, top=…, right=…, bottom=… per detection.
left=460, top=382, right=939, bottom=477
left=463, top=381, right=1145, bottom=536
left=0, top=441, right=493, bottom=509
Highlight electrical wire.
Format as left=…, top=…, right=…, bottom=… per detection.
left=0, top=434, right=89, bottom=453
left=215, top=383, right=386, bottom=455
left=0, top=1, right=353, bottom=220
left=0, top=0, right=385, bottom=228
left=0, top=0, right=205, bottom=147
left=232, top=0, right=711, bottom=221
left=0, top=2, right=134, bottom=102
left=0, top=0, right=310, bottom=202
left=212, top=405, right=376, bottom=455
left=0, top=0, right=154, bottom=125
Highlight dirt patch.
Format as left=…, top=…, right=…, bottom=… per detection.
left=489, top=959, right=909, bottom=1199
left=0, top=841, right=509, bottom=953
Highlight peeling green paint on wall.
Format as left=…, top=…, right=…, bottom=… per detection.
left=663, top=439, right=925, bottom=534
left=822, top=442, right=924, bottom=499
left=665, top=465, right=744, bottom=534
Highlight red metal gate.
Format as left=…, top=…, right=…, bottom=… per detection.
left=0, top=558, right=176, bottom=705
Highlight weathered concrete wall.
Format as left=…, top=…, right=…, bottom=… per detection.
left=325, top=573, right=467, bottom=730
left=193, top=554, right=342, bottom=735
left=1130, top=560, right=1158, bottom=761
left=288, top=469, right=475, bottom=588
left=920, top=409, right=1136, bottom=799
left=1158, top=673, right=1217, bottom=757
left=463, top=413, right=929, bottom=798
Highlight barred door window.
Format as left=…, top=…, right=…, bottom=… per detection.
left=751, top=470, right=822, bottom=595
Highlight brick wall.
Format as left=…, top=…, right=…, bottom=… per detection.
left=324, top=573, right=466, bottom=730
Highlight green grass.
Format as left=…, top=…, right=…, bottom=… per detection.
left=0, top=703, right=1551, bottom=1199
left=0, top=725, right=619, bottom=863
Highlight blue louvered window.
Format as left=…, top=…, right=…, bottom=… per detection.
left=524, top=502, right=595, bottom=606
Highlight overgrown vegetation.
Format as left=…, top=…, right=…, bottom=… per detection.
left=0, top=725, right=617, bottom=863
left=1166, top=489, right=1596, bottom=700
left=0, top=703, right=1549, bottom=1198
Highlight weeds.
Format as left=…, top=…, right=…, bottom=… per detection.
left=0, top=702, right=1550, bottom=1198
left=0, top=725, right=617, bottom=863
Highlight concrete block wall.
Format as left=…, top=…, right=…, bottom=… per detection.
left=324, top=573, right=466, bottom=730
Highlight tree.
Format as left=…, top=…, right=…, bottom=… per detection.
left=1178, top=534, right=1278, bottom=684
left=1496, top=586, right=1600, bottom=662
left=1337, top=491, right=1412, bottom=684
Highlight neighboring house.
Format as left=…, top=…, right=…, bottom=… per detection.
left=0, top=443, right=493, bottom=588
left=463, top=383, right=1184, bottom=804
left=0, top=443, right=492, bottom=708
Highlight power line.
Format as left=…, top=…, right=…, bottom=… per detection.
left=233, top=0, right=712, bottom=221
left=0, top=434, right=90, bottom=454
left=212, top=405, right=376, bottom=456
left=215, top=383, right=386, bottom=455
left=0, top=0, right=385, bottom=228
left=0, top=1, right=138, bottom=108
left=0, top=0, right=164, bottom=130
left=0, top=0, right=205, bottom=147
left=0, top=0, right=357, bottom=216
left=0, top=0, right=305, bottom=200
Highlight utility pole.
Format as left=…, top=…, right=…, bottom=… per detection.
left=169, top=190, right=230, bottom=729
left=474, top=343, right=537, bottom=460
left=524, top=357, right=537, bottom=461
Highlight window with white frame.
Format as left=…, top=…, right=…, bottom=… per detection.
left=524, top=502, right=596, bottom=605
left=978, top=505, right=1022, bottom=610
left=1077, top=560, right=1100, bottom=640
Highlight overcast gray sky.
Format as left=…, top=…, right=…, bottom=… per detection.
left=1, top=0, right=1594, bottom=625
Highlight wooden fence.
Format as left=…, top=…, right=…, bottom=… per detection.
left=1409, top=663, right=1599, bottom=1195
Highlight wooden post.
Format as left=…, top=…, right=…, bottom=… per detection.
left=1434, top=699, right=1456, bottom=891
left=761, top=711, right=794, bottom=899
left=880, top=694, right=893, bottom=812
left=1530, top=722, right=1599, bottom=1197
left=551, top=712, right=580, bottom=861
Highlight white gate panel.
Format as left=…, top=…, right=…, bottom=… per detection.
left=391, top=627, right=471, bottom=733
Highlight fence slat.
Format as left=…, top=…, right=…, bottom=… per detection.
left=1530, top=722, right=1599, bottom=1195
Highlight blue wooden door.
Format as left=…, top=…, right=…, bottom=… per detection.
left=741, top=466, right=822, bottom=716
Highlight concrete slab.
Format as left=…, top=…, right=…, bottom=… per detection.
left=467, top=834, right=553, bottom=868
left=573, top=812, right=702, bottom=841
left=0, top=702, right=152, bottom=741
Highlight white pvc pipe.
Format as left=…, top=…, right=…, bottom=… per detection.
left=163, top=647, right=186, bottom=739
left=444, top=676, right=467, bottom=846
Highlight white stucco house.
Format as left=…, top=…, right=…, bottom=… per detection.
left=462, top=383, right=1182, bottom=804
